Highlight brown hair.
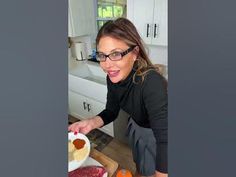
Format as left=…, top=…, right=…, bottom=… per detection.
left=96, top=18, right=167, bottom=87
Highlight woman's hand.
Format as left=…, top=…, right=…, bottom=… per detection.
left=68, top=116, right=104, bottom=134
left=155, top=171, right=168, bottom=177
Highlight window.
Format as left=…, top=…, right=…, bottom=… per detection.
left=96, top=0, right=127, bottom=30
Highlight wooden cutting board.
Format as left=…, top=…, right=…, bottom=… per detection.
left=90, top=149, right=119, bottom=177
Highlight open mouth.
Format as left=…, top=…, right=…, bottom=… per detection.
left=107, top=70, right=120, bottom=78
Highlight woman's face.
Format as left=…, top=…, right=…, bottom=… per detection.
left=98, top=36, right=137, bottom=83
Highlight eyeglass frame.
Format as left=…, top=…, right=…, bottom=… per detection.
left=95, top=45, right=137, bottom=62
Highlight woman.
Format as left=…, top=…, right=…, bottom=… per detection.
left=68, top=18, right=168, bottom=177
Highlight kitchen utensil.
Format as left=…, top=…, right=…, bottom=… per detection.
left=74, top=42, right=87, bottom=60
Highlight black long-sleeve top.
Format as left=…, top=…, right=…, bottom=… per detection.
left=97, top=68, right=168, bottom=173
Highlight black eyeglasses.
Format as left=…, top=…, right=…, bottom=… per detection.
left=96, top=46, right=136, bottom=62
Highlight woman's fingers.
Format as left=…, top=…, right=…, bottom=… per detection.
left=68, top=121, right=89, bottom=133
left=68, top=122, right=80, bottom=132
left=79, top=127, right=91, bottom=135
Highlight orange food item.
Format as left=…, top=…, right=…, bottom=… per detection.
left=72, top=138, right=86, bottom=150
left=116, top=169, right=132, bottom=177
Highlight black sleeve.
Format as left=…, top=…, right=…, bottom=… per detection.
left=142, top=71, right=168, bottom=173
left=97, top=76, right=120, bottom=125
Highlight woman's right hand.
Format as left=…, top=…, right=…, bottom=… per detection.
left=68, top=116, right=104, bottom=135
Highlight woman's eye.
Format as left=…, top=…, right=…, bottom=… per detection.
left=111, top=52, right=121, bottom=57
left=97, top=53, right=105, bottom=58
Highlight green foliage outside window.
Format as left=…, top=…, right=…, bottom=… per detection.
left=114, top=6, right=123, bottom=17
left=97, top=0, right=126, bottom=30
left=98, top=5, right=123, bottom=18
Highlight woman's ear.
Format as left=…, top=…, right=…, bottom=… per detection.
left=134, top=46, right=139, bottom=53
left=133, top=46, right=139, bottom=61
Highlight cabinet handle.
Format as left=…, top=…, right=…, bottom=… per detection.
left=87, top=104, right=91, bottom=112
left=83, top=102, right=87, bottom=110
left=154, top=24, right=158, bottom=38
left=146, top=24, right=150, bottom=37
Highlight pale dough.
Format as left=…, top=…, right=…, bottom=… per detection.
left=68, top=140, right=75, bottom=153
left=73, top=146, right=89, bottom=161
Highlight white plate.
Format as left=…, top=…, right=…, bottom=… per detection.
left=68, top=132, right=91, bottom=172
left=82, top=157, right=108, bottom=177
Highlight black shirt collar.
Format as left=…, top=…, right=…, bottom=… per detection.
left=115, top=68, right=136, bottom=87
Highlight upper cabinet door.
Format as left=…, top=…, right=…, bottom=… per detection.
left=127, top=0, right=167, bottom=46
left=152, top=0, right=168, bottom=46
left=128, top=0, right=154, bottom=44
left=68, top=0, right=96, bottom=37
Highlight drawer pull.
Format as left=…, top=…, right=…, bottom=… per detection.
left=83, top=101, right=87, bottom=110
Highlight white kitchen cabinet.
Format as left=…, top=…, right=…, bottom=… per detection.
left=69, top=89, right=114, bottom=137
left=127, top=0, right=167, bottom=46
left=68, top=0, right=96, bottom=37
left=69, top=91, right=93, bottom=118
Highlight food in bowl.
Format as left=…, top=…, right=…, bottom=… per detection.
left=73, top=138, right=86, bottom=150
left=69, top=140, right=75, bottom=152
left=68, top=138, right=89, bottom=162
left=73, top=146, right=89, bottom=161
left=68, top=132, right=91, bottom=172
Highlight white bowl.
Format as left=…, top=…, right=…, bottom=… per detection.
left=68, top=132, right=90, bottom=172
